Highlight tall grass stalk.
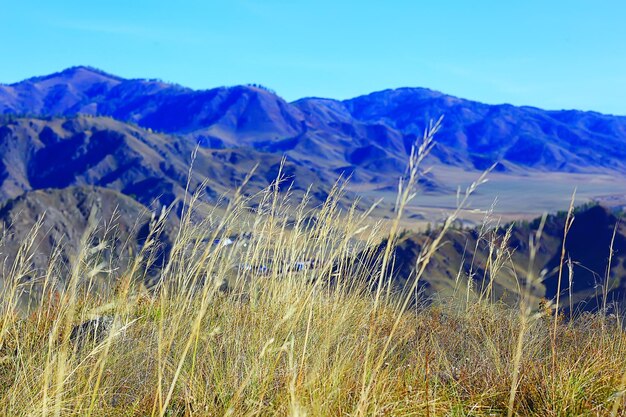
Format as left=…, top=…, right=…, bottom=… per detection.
left=550, top=189, right=576, bottom=406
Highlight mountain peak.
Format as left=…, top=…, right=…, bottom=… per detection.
left=15, top=66, right=124, bottom=86
left=61, top=65, right=120, bottom=77
left=347, top=87, right=462, bottom=106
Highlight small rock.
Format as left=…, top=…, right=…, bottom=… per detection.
left=70, top=315, right=114, bottom=347
left=216, top=278, right=229, bottom=293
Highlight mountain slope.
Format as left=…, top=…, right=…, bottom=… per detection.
left=0, top=115, right=330, bottom=210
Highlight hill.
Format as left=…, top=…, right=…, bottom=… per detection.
left=383, top=205, right=626, bottom=311
left=0, top=186, right=174, bottom=295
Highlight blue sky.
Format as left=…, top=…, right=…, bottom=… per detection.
left=1, top=1, right=625, bottom=114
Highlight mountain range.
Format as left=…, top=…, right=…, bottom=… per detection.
left=3, top=66, right=626, bottom=179
left=0, top=66, right=625, bottom=304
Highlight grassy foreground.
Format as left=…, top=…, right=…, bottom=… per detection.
left=1, top=124, right=625, bottom=416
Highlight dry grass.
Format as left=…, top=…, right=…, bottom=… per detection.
left=0, top=124, right=625, bottom=416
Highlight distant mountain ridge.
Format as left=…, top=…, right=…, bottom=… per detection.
left=2, top=66, right=626, bottom=177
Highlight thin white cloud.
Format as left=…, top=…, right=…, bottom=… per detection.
left=50, top=19, right=205, bottom=46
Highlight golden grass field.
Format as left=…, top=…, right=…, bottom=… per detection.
left=0, top=121, right=625, bottom=416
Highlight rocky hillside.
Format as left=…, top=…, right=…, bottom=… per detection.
left=383, top=205, right=626, bottom=311
left=0, top=187, right=175, bottom=295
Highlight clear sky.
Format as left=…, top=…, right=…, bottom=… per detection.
left=1, top=1, right=625, bottom=114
